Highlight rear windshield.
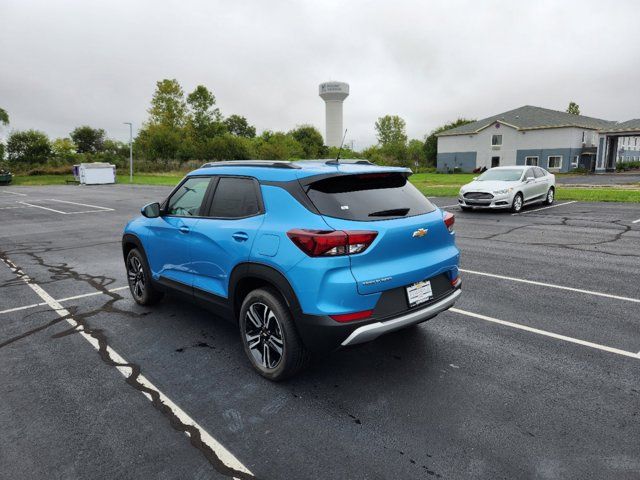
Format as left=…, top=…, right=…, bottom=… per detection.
left=305, top=172, right=436, bottom=221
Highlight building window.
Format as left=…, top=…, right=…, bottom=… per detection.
left=548, top=156, right=562, bottom=169
left=525, top=156, right=538, bottom=166
left=491, top=135, right=502, bottom=147
left=571, top=155, right=579, bottom=169
left=491, top=156, right=500, bottom=167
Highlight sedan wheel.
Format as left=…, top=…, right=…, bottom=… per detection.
left=511, top=193, right=523, bottom=213
left=545, top=188, right=555, bottom=205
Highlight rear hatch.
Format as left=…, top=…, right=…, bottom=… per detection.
left=302, top=171, right=459, bottom=295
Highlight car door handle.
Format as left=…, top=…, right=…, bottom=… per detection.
left=232, top=232, right=249, bottom=242
left=179, top=226, right=190, bottom=234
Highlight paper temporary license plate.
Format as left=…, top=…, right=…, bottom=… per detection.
left=406, top=280, right=433, bottom=307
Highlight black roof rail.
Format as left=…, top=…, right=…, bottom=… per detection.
left=324, top=158, right=374, bottom=166
left=200, top=160, right=301, bottom=169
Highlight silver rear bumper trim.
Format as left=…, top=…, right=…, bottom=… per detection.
left=341, top=288, right=462, bottom=346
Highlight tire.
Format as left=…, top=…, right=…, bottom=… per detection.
left=460, top=206, right=472, bottom=211
left=511, top=193, right=524, bottom=213
left=126, top=248, right=164, bottom=306
left=544, top=187, right=555, bottom=205
left=239, top=287, right=310, bottom=381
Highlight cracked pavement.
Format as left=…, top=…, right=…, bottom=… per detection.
left=1, top=185, right=639, bottom=479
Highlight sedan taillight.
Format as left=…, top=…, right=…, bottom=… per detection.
left=287, top=229, right=378, bottom=257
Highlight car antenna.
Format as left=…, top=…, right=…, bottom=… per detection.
left=326, top=129, right=348, bottom=165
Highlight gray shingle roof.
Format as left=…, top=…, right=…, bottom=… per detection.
left=436, top=105, right=617, bottom=136
left=599, top=119, right=640, bottom=132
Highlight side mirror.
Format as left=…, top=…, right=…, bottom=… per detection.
left=525, top=176, right=534, bottom=183
left=141, top=202, right=161, bottom=218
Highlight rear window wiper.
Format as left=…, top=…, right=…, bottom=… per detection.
left=368, top=208, right=410, bottom=217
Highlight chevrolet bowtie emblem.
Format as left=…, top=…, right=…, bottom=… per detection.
left=412, top=228, right=428, bottom=238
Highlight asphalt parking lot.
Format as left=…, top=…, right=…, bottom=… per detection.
left=1, top=184, right=639, bottom=480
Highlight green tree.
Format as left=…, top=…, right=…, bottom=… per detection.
left=52, top=137, right=77, bottom=162
left=375, top=115, right=407, bottom=146
left=407, top=139, right=426, bottom=168
left=148, top=79, right=187, bottom=128
left=70, top=126, right=105, bottom=153
left=255, top=131, right=304, bottom=160
left=224, top=114, right=256, bottom=138
left=423, top=118, right=475, bottom=166
left=566, top=101, right=580, bottom=115
left=0, top=107, right=9, bottom=126
left=187, top=85, right=222, bottom=140
left=7, top=130, right=51, bottom=164
left=289, top=125, right=326, bottom=158
left=0, top=109, right=8, bottom=161
left=134, top=124, right=183, bottom=159
left=201, top=134, right=255, bottom=161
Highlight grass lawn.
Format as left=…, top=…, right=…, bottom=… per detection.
left=12, top=173, right=184, bottom=186
left=9, top=172, right=640, bottom=203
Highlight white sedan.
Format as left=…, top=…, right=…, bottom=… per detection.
left=458, top=166, right=556, bottom=213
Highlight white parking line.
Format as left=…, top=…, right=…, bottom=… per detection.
left=459, top=268, right=640, bottom=304
left=0, top=286, right=128, bottom=316
left=0, top=256, right=252, bottom=477
left=632, top=218, right=640, bottom=224
left=18, top=200, right=114, bottom=215
left=439, top=204, right=461, bottom=209
left=0, top=205, right=29, bottom=210
left=18, top=201, right=68, bottom=214
left=512, top=200, right=577, bottom=215
left=0, top=190, right=27, bottom=196
left=451, top=307, right=640, bottom=360
left=48, top=198, right=114, bottom=211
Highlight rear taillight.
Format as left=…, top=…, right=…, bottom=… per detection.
left=330, top=310, right=373, bottom=323
left=287, top=229, right=378, bottom=257
left=444, top=212, right=455, bottom=233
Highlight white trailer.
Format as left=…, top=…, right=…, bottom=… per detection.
left=73, top=163, right=116, bottom=185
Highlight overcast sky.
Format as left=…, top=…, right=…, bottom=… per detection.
left=1, top=0, right=639, bottom=148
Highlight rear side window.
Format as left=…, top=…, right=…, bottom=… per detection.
left=209, top=177, right=261, bottom=218
left=305, top=173, right=435, bottom=221
left=166, top=177, right=211, bottom=216
left=534, top=167, right=547, bottom=178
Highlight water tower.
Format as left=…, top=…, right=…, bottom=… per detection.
left=319, top=81, right=349, bottom=147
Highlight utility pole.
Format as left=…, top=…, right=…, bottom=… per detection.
left=124, top=122, right=133, bottom=183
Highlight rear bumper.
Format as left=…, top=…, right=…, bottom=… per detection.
left=340, top=288, right=461, bottom=346
left=295, top=286, right=461, bottom=352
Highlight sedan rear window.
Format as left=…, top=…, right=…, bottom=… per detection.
left=305, top=173, right=435, bottom=221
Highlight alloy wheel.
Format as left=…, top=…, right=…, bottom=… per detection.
left=547, top=189, right=554, bottom=203
left=513, top=195, right=523, bottom=212
left=245, top=302, right=284, bottom=369
left=127, top=256, right=145, bottom=299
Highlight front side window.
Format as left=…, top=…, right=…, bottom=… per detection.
left=166, top=177, right=211, bottom=216
left=491, top=134, right=502, bottom=146
left=209, top=177, right=261, bottom=218
left=525, top=156, right=538, bottom=166
left=525, top=168, right=536, bottom=179
left=548, top=156, right=563, bottom=169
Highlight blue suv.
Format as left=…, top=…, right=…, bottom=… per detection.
left=122, top=160, right=461, bottom=380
